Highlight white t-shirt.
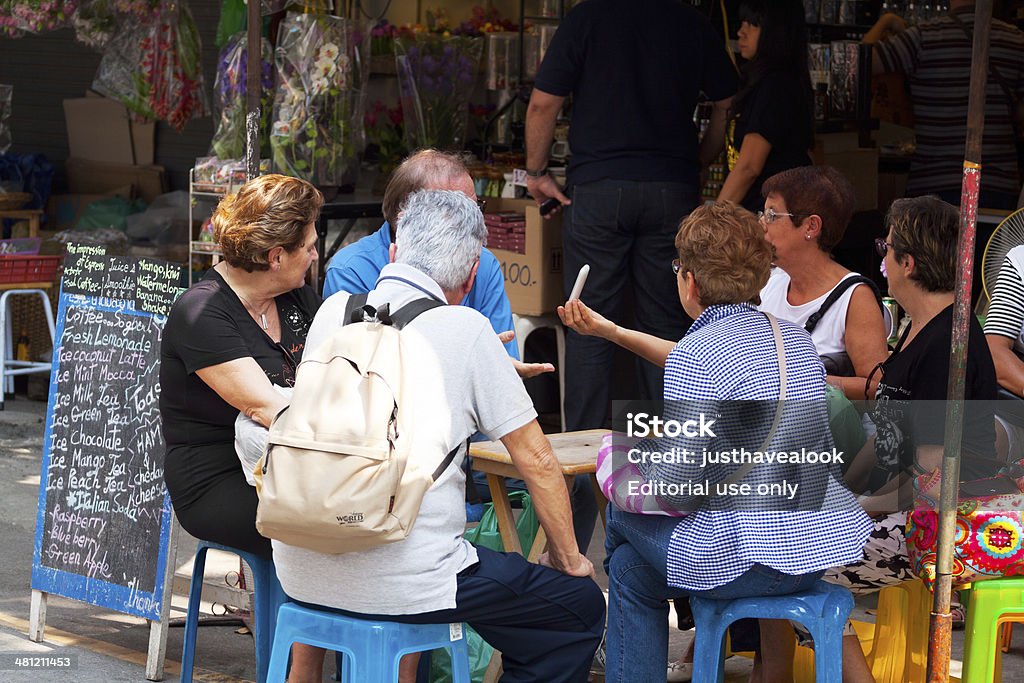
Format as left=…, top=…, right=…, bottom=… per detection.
left=758, top=268, right=864, bottom=356
left=272, top=263, right=537, bottom=615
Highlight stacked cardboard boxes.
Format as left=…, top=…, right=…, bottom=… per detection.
left=484, top=198, right=564, bottom=316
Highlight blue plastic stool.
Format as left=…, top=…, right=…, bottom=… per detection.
left=181, top=540, right=285, bottom=683
left=269, top=601, right=472, bottom=683
left=690, top=580, right=854, bottom=683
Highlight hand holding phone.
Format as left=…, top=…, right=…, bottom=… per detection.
left=539, top=197, right=561, bottom=216
left=569, top=264, right=590, bottom=301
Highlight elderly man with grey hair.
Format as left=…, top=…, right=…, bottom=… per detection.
left=274, top=189, right=605, bottom=683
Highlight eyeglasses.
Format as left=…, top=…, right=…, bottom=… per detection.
left=757, top=208, right=811, bottom=224
left=874, top=237, right=895, bottom=258
left=476, top=198, right=488, bottom=212
left=671, top=259, right=684, bottom=275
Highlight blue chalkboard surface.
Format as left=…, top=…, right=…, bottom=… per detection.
left=31, top=243, right=183, bottom=621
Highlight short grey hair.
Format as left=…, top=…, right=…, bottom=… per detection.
left=395, top=189, right=486, bottom=292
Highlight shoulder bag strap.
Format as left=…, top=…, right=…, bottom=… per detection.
left=691, top=313, right=788, bottom=508
left=805, top=275, right=882, bottom=333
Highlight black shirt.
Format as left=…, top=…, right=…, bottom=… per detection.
left=731, top=71, right=814, bottom=212
left=534, top=0, right=737, bottom=187
left=872, top=304, right=998, bottom=482
left=159, top=269, right=320, bottom=508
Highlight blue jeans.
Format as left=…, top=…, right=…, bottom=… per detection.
left=562, top=179, right=699, bottom=429
left=603, top=506, right=823, bottom=683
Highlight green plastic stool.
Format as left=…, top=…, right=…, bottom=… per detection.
left=962, top=578, right=1024, bottom=682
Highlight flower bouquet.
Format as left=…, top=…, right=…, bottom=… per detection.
left=395, top=33, right=483, bottom=151
left=92, top=0, right=208, bottom=131
left=210, top=30, right=274, bottom=161
left=270, top=12, right=371, bottom=190
left=364, top=100, right=406, bottom=174
left=70, top=0, right=117, bottom=48
left=0, top=0, right=78, bottom=37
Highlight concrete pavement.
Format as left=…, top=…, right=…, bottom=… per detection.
left=0, top=392, right=1019, bottom=682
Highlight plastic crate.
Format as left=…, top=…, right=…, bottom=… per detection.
left=0, top=255, right=62, bottom=285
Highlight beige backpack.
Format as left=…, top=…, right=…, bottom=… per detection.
left=254, top=294, right=458, bottom=554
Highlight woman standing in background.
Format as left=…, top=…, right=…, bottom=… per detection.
left=717, top=0, right=815, bottom=212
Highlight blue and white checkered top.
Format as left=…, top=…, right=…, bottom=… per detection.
left=646, top=304, right=872, bottom=591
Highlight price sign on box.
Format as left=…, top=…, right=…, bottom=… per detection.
left=484, top=199, right=564, bottom=316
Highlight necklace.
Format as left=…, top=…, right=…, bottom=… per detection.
left=219, top=266, right=274, bottom=330
left=238, top=292, right=273, bottom=330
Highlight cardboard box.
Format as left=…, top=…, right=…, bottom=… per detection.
left=485, top=198, right=564, bottom=316
left=63, top=97, right=156, bottom=166
left=65, top=158, right=168, bottom=204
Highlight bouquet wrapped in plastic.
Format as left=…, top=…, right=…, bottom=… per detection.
left=210, top=30, right=274, bottom=160
left=92, top=0, right=208, bottom=131
left=270, top=12, right=370, bottom=189
left=70, top=0, right=118, bottom=48
left=0, top=84, right=11, bottom=154
left=395, top=33, right=483, bottom=151
left=0, top=0, right=78, bottom=37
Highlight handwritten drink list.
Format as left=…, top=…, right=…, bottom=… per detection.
left=32, top=243, right=183, bottom=619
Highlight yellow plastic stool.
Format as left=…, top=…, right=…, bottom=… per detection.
left=864, top=580, right=932, bottom=683
left=789, top=580, right=936, bottom=683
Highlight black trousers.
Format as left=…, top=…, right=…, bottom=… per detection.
left=562, top=179, right=698, bottom=430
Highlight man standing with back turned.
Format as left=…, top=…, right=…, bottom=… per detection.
left=525, top=0, right=737, bottom=430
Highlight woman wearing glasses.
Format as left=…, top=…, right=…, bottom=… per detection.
left=717, top=0, right=814, bottom=212
left=825, top=196, right=999, bottom=682
left=757, top=166, right=890, bottom=401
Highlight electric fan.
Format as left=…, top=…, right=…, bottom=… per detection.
left=981, top=208, right=1024, bottom=312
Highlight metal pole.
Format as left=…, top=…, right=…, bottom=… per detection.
left=927, top=1, right=992, bottom=680
left=245, top=0, right=261, bottom=181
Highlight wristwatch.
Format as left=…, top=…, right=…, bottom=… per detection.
left=525, top=167, right=548, bottom=178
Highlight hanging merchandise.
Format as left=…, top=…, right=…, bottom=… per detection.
left=394, top=33, right=483, bottom=151
left=70, top=0, right=118, bottom=48
left=211, top=30, right=274, bottom=160
left=0, top=0, right=77, bottom=37
left=92, top=0, right=209, bottom=132
left=214, top=0, right=244, bottom=48
left=269, top=12, right=371, bottom=189
left=0, top=84, right=10, bottom=155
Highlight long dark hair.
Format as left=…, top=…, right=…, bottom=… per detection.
left=733, top=0, right=813, bottom=132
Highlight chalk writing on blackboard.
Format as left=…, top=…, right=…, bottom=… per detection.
left=40, top=301, right=165, bottom=590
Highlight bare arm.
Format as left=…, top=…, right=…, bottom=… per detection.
left=862, top=13, right=906, bottom=75
left=195, top=357, right=289, bottom=427
left=525, top=88, right=570, bottom=208
left=699, top=96, right=733, bottom=167
left=717, top=132, right=771, bottom=204
left=558, top=299, right=676, bottom=368
left=501, top=420, right=593, bottom=577
left=831, top=286, right=891, bottom=401
left=987, top=334, right=1024, bottom=397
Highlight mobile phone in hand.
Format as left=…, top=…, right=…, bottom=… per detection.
left=539, top=197, right=561, bottom=216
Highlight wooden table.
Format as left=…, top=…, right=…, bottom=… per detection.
left=469, top=429, right=609, bottom=561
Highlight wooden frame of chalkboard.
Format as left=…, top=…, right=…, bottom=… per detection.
left=29, top=243, right=184, bottom=681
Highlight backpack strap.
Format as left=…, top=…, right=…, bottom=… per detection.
left=432, top=441, right=462, bottom=481
left=389, top=298, right=445, bottom=330
left=343, top=293, right=370, bottom=326
left=804, top=276, right=882, bottom=334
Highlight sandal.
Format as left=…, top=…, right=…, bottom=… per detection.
left=666, top=660, right=693, bottom=682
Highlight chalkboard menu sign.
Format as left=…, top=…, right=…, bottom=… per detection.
left=32, top=243, right=183, bottom=620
